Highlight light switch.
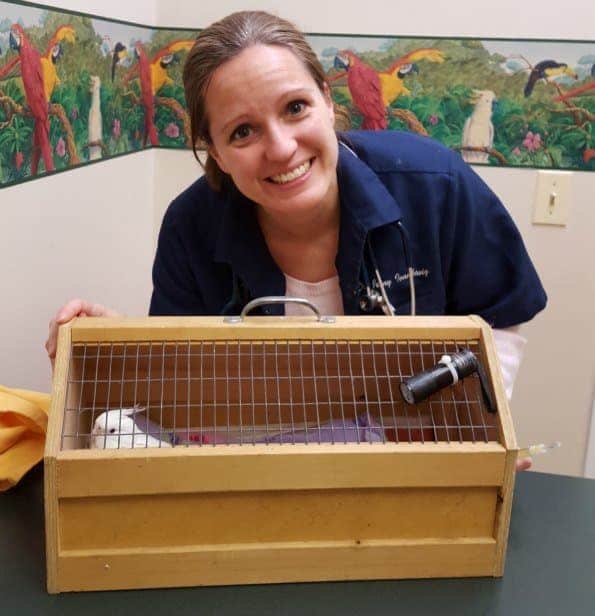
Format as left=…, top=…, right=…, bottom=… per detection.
left=532, top=171, right=572, bottom=226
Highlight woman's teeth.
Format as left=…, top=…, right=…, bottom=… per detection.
left=269, top=160, right=311, bottom=184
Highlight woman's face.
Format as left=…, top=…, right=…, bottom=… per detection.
left=205, top=44, right=339, bottom=222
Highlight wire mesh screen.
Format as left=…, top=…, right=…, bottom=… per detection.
left=60, top=338, right=500, bottom=450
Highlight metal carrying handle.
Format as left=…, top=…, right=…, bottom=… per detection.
left=224, top=296, right=336, bottom=324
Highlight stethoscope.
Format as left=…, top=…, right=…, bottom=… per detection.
left=340, top=140, right=417, bottom=317
left=221, top=140, right=418, bottom=317
left=359, top=222, right=416, bottom=317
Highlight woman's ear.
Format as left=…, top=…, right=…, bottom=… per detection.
left=322, top=82, right=335, bottom=123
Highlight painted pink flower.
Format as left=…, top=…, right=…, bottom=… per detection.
left=15, top=151, right=24, bottom=170
left=512, top=147, right=521, bottom=156
left=55, top=137, right=66, bottom=158
left=164, top=122, right=180, bottom=138
left=70, top=108, right=79, bottom=122
left=112, top=118, right=121, bottom=139
left=428, top=114, right=439, bottom=126
left=522, top=131, right=542, bottom=152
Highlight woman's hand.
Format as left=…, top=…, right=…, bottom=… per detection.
left=46, top=299, right=120, bottom=367
left=516, top=457, right=532, bottom=472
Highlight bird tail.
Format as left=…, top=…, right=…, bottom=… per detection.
left=147, top=119, right=159, bottom=146
left=361, top=117, right=387, bottom=130
left=35, top=118, right=54, bottom=172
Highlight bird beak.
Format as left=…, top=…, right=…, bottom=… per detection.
left=9, top=30, right=20, bottom=51
left=334, top=54, right=349, bottom=71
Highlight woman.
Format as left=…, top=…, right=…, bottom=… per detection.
left=46, top=12, right=545, bottom=466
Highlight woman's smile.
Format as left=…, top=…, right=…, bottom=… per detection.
left=268, top=158, right=312, bottom=185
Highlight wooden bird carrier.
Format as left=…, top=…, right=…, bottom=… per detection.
left=45, top=308, right=518, bottom=593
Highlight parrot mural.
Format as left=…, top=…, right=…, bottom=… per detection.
left=332, top=48, right=445, bottom=130
left=0, top=24, right=75, bottom=175
left=123, top=39, right=194, bottom=146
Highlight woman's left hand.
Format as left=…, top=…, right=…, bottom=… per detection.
left=516, top=457, right=532, bottom=471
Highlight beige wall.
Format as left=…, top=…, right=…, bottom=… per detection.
left=0, top=0, right=157, bottom=394
left=1, top=0, right=593, bottom=476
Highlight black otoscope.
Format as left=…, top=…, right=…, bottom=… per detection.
left=399, top=349, right=497, bottom=413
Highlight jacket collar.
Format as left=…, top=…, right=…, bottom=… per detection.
left=335, top=140, right=403, bottom=310
left=213, top=138, right=403, bottom=313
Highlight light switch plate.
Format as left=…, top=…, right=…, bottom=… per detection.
left=532, top=171, right=572, bottom=226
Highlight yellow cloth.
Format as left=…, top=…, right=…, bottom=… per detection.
left=0, top=385, right=50, bottom=491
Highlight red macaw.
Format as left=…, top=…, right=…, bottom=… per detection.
left=134, top=42, right=159, bottom=146
left=332, top=50, right=386, bottom=130
left=6, top=24, right=53, bottom=174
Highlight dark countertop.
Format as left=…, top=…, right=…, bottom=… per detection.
left=1, top=465, right=594, bottom=615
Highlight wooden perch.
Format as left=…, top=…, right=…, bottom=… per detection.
left=155, top=96, right=192, bottom=147
left=453, top=145, right=508, bottom=165
left=388, top=109, right=429, bottom=136
left=49, top=103, right=80, bottom=165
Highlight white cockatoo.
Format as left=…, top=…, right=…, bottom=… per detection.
left=88, top=75, right=103, bottom=161
left=90, top=405, right=173, bottom=449
left=461, top=89, right=496, bottom=163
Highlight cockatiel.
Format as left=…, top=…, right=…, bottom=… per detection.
left=90, top=405, right=173, bottom=449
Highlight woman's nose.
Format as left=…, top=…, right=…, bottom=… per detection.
left=263, top=123, right=298, bottom=161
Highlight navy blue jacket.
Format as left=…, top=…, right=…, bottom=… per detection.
left=150, top=130, right=546, bottom=328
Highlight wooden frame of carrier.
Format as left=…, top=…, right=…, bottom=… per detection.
left=45, top=315, right=518, bottom=592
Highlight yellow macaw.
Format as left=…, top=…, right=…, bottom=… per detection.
left=379, top=48, right=445, bottom=106
left=40, top=25, right=75, bottom=101
left=149, top=39, right=194, bottom=95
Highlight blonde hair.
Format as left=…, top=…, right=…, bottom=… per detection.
left=183, top=10, right=348, bottom=191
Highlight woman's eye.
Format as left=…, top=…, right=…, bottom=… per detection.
left=287, top=100, right=306, bottom=115
left=230, top=124, right=252, bottom=142
left=109, top=428, right=116, bottom=434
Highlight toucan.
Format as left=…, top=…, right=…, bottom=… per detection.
left=524, top=60, right=578, bottom=97
left=111, top=42, right=127, bottom=82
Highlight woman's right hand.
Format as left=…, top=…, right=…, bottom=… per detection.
left=46, top=299, right=120, bottom=366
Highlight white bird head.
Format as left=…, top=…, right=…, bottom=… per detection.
left=471, top=89, right=496, bottom=105
left=89, top=74, right=101, bottom=93
left=91, top=406, right=144, bottom=448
